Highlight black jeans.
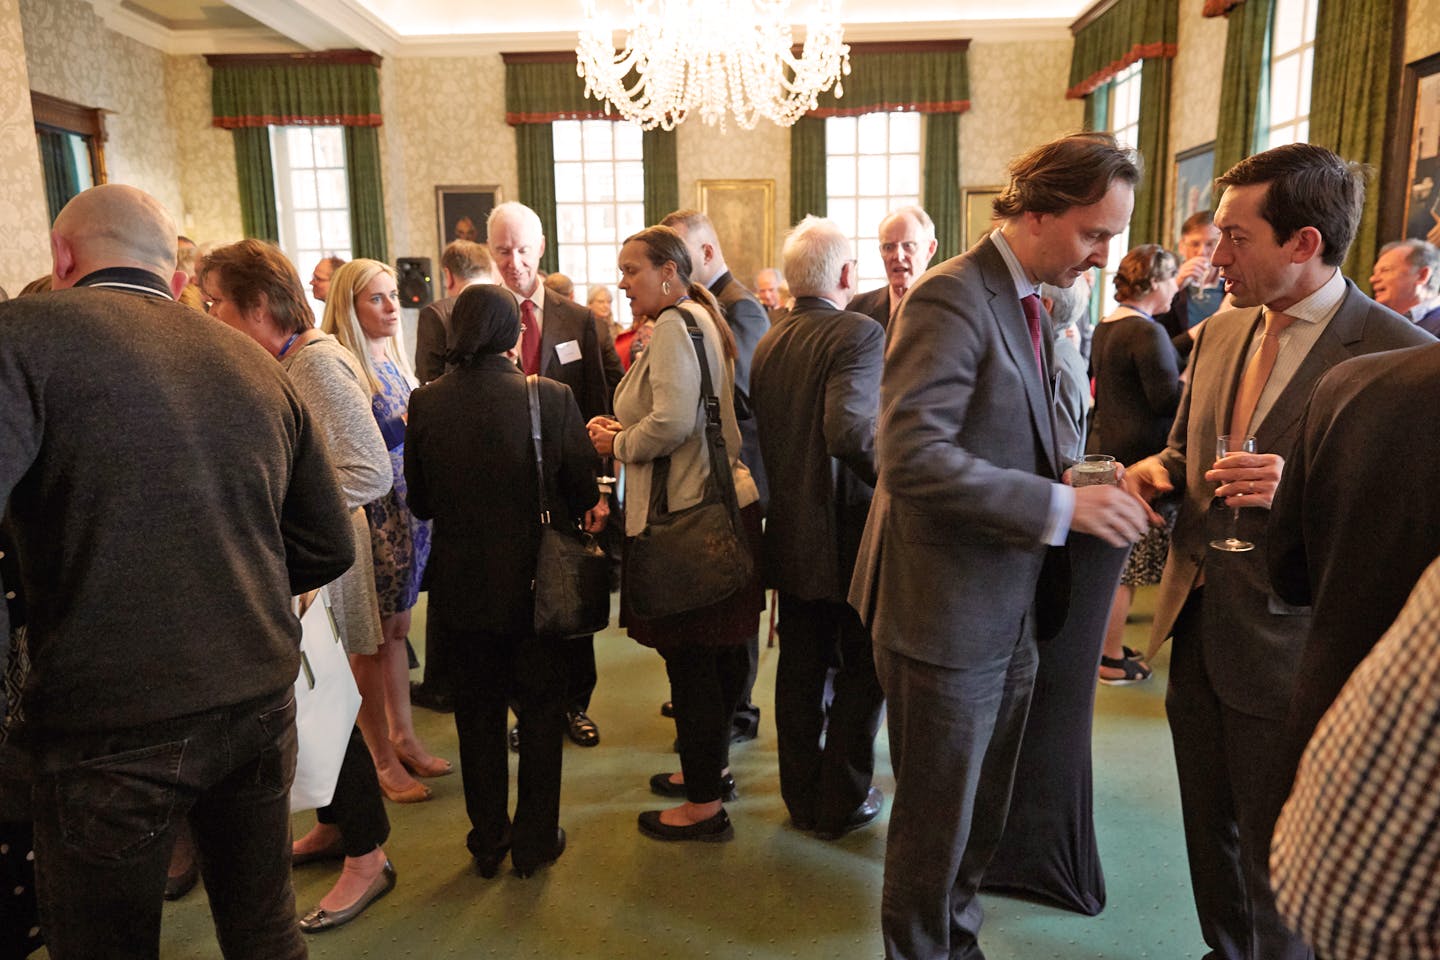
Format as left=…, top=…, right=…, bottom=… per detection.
left=315, top=725, right=389, bottom=857
left=662, top=644, right=748, bottom=803
left=30, top=688, right=305, bottom=960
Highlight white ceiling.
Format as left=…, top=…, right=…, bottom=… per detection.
left=102, top=0, right=1090, bottom=55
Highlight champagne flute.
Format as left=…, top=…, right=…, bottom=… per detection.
left=1209, top=434, right=1256, bottom=552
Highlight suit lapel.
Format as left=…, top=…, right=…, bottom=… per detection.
left=1253, top=284, right=1363, bottom=448
left=538, top=289, right=567, bottom=376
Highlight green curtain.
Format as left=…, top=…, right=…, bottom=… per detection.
left=1068, top=0, right=1179, bottom=98
left=810, top=47, right=969, bottom=116
left=37, top=129, right=80, bottom=223
left=516, top=123, right=560, bottom=274
left=232, top=127, right=279, bottom=243
left=1213, top=0, right=1275, bottom=181
left=1310, top=0, right=1397, bottom=287
left=211, top=60, right=381, bottom=128
left=1130, top=57, right=1172, bottom=247
left=642, top=129, right=679, bottom=225
left=1084, top=83, right=1111, bottom=133
left=504, top=57, right=609, bottom=122
left=924, top=113, right=961, bottom=259
left=344, top=126, right=388, bottom=263
left=790, top=116, right=828, bottom=224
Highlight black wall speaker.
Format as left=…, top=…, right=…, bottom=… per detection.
left=397, top=257, right=433, bottom=309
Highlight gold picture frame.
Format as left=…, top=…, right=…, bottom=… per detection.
left=961, top=186, right=1002, bottom=250
left=697, top=179, right=775, bottom=293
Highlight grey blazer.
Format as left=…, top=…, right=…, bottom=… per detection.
left=1147, top=280, right=1430, bottom=719
left=848, top=236, right=1067, bottom=667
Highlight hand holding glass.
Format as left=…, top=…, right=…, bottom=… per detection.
left=1210, top=434, right=1256, bottom=552
left=1072, top=454, right=1118, bottom=487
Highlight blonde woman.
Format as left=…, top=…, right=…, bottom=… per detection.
left=323, top=259, right=448, bottom=802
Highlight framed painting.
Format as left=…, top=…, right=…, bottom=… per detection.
left=961, top=186, right=1002, bottom=249
left=435, top=185, right=501, bottom=259
left=1173, top=141, right=1216, bottom=248
left=1389, top=53, right=1440, bottom=244
left=696, top=179, right=774, bottom=294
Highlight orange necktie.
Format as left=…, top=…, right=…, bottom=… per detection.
left=1227, top=309, right=1296, bottom=443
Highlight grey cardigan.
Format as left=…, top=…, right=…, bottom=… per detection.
left=612, top=300, right=758, bottom=537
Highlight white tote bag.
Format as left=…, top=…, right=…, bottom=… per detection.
left=290, top=588, right=362, bottom=812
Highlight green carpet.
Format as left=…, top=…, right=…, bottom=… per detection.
left=105, top=587, right=1207, bottom=959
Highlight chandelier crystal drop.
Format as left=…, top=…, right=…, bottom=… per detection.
left=576, top=0, right=851, bottom=132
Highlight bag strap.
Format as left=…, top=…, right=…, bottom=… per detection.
left=668, top=303, right=745, bottom=527
left=525, top=374, right=551, bottom=524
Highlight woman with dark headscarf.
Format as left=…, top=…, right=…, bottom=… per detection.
left=404, top=285, right=600, bottom=878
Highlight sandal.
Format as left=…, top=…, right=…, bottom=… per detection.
left=1098, top=654, right=1152, bottom=686
left=1122, top=645, right=1145, bottom=660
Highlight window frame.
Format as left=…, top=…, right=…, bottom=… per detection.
left=824, top=110, right=926, bottom=293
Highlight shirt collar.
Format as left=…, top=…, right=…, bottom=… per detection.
left=1277, top=267, right=1345, bottom=325
left=1409, top=295, right=1440, bottom=323
left=509, top=285, right=544, bottom=314
left=74, top=266, right=174, bottom=300
left=989, top=229, right=1040, bottom=301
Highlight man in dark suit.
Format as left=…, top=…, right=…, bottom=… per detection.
left=751, top=216, right=887, bottom=839
left=1124, top=143, right=1434, bottom=960
left=488, top=201, right=614, bottom=748
left=1369, top=238, right=1440, bottom=336
left=414, top=240, right=496, bottom=385
left=1267, top=338, right=1438, bottom=815
left=848, top=133, right=1150, bottom=960
left=848, top=205, right=939, bottom=331
left=755, top=266, right=786, bottom=322
left=661, top=209, right=771, bottom=742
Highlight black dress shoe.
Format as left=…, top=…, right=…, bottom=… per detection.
left=513, top=828, right=566, bottom=878
left=467, top=828, right=511, bottom=879
left=815, top=787, right=884, bottom=840
left=638, top=807, right=734, bottom=842
left=410, top=681, right=455, bottom=713
left=660, top=700, right=675, bottom=718
left=508, top=724, right=520, bottom=753
left=729, top=714, right=760, bottom=744
left=297, top=860, right=396, bottom=933
left=164, top=859, right=200, bottom=901
left=649, top=771, right=737, bottom=801
left=566, top=710, right=600, bottom=747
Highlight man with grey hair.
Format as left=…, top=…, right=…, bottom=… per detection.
left=1369, top=238, right=1440, bottom=336
left=850, top=205, right=940, bottom=330
left=414, top=239, right=496, bottom=385
left=751, top=216, right=887, bottom=838
left=0, top=184, right=353, bottom=958
left=755, top=266, right=787, bottom=321
left=1040, top=281, right=1093, bottom=462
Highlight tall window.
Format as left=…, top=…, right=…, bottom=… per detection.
left=271, top=126, right=350, bottom=320
left=825, top=112, right=923, bottom=292
left=1099, top=63, right=1143, bottom=314
left=1266, top=0, right=1317, bottom=148
left=553, top=119, right=644, bottom=328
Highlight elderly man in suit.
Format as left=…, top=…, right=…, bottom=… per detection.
left=751, top=216, right=887, bottom=840
left=415, top=240, right=496, bottom=385
left=488, top=201, right=615, bottom=748
left=661, top=208, right=771, bottom=742
left=1369, top=238, right=1440, bottom=336
left=849, top=205, right=939, bottom=331
left=849, top=133, right=1151, bottom=960
left=1124, top=143, right=1433, bottom=960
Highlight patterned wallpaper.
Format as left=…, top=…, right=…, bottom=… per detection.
left=0, top=0, right=52, bottom=295
left=1171, top=0, right=1226, bottom=158
left=677, top=120, right=791, bottom=270
left=165, top=54, right=243, bottom=245
left=20, top=0, right=183, bottom=220
left=961, top=39, right=1083, bottom=189
left=1408, top=0, right=1440, bottom=64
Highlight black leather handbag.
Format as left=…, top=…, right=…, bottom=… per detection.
left=625, top=306, right=754, bottom=621
left=526, top=375, right=610, bottom=640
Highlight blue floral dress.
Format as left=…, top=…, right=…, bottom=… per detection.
left=364, top=359, right=431, bottom=616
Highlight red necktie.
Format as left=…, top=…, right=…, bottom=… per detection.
left=520, top=299, right=541, bottom=375
left=1020, top=294, right=1045, bottom=378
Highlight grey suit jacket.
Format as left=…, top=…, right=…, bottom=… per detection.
left=751, top=297, right=885, bottom=601
left=848, top=236, right=1066, bottom=667
left=414, top=295, right=456, bottom=384
left=1147, top=280, right=1430, bottom=718
left=849, top=286, right=891, bottom=330
left=712, top=271, right=771, bottom=507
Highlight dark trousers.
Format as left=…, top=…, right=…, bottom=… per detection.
left=732, top=630, right=762, bottom=730
left=564, top=635, right=598, bottom=713
left=30, top=689, right=304, bottom=960
left=662, top=644, right=748, bottom=804
left=450, top=630, right=567, bottom=871
left=315, top=725, right=390, bottom=857
left=1167, top=594, right=1313, bottom=960
left=874, top=631, right=1037, bottom=960
left=774, top=594, right=885, bottom=830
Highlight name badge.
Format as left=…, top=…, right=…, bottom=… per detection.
left=555, top=339, right=582, bottom=365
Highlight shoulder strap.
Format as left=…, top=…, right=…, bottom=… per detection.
left=526, top=374, right=551, bottom=524
left=670, top=304, right=744, bottom=525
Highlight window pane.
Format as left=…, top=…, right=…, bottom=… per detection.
left=313, top=127, right=345, bottom=168
left=555, top=163, right=585, bottom=203
left=614, top=123, right=643, bottom=160
left=582, top=121, right=613, bottom=160
left=857, top=155, right=889, bottom=194
left=316, top=169, right=347, bottom=208
left=290, top=170, right=318, bottom=210
left=1298, top=46, right=1314, bottom=118
left=859, top=249, right=885, bottom=289
left=320, top=211, right=350, bottom=250
left=1270, top=55, right=1300, bottom=124
left=1272, top=0, right=1303, bottom=54
left=285, top=127, right=313, bottom=161
left=295, top=211, right=322, bottom=250
left=891, top=157, right=921, bottom=196
left=827, top=155, right=856, bottom=196
left=1296, top=118, right=1309, bottom=142
left=826, top=116, right=856, bottom=154
left=857, top=113, right=889, bottom=154
left=890, top=112, right=922, bottom=153
left=585, top=163, right=615, bottom=203
left=557, top=203, right=586, bottom=243
left=615, top=161, right=645, bottom=201
left=589, top=246, right=615, bottom=284
left=617, top=203, right=646, bottom=236
left=553, top=121, right=582, bottom=161
left=827, top=197, right=857, bottom=238
left=858, top=198, right=889, bottom=239
left=558, top=245, right=586, bottom=278
left=1302, top=0, right=1316, bottom=42
left=586, top=204, right=615, bottom=237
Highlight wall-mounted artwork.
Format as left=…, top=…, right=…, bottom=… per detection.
left=961, top=186, right=1002, bottom=249
left=435, top=185, right=500, bottom=261
left=696, top=179, right=774, bottom=295
left=1396, top=53, right=1440, bottom=244
left=1173, top=141, right=1215, bottom=248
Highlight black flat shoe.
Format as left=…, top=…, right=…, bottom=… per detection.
left=164, top=859, right=199, bottom=901
left=467, top=829, right=512, bottom=879
left=566, top=710, right=600, bottom=747
left=815, top=787, right=884, bottom=840
left=297, top=860, right=396, bottom=933
left=637, top=808, right=734, bottom=843
left=648, top=771, right=737, bottom=802
left=513, top=828, right=566, bottom=878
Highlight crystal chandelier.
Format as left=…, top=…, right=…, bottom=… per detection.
left=576, top=0, right=851, bottom=132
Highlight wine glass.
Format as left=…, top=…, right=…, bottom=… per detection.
left=1209, top=434, right=1256, bottom=552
